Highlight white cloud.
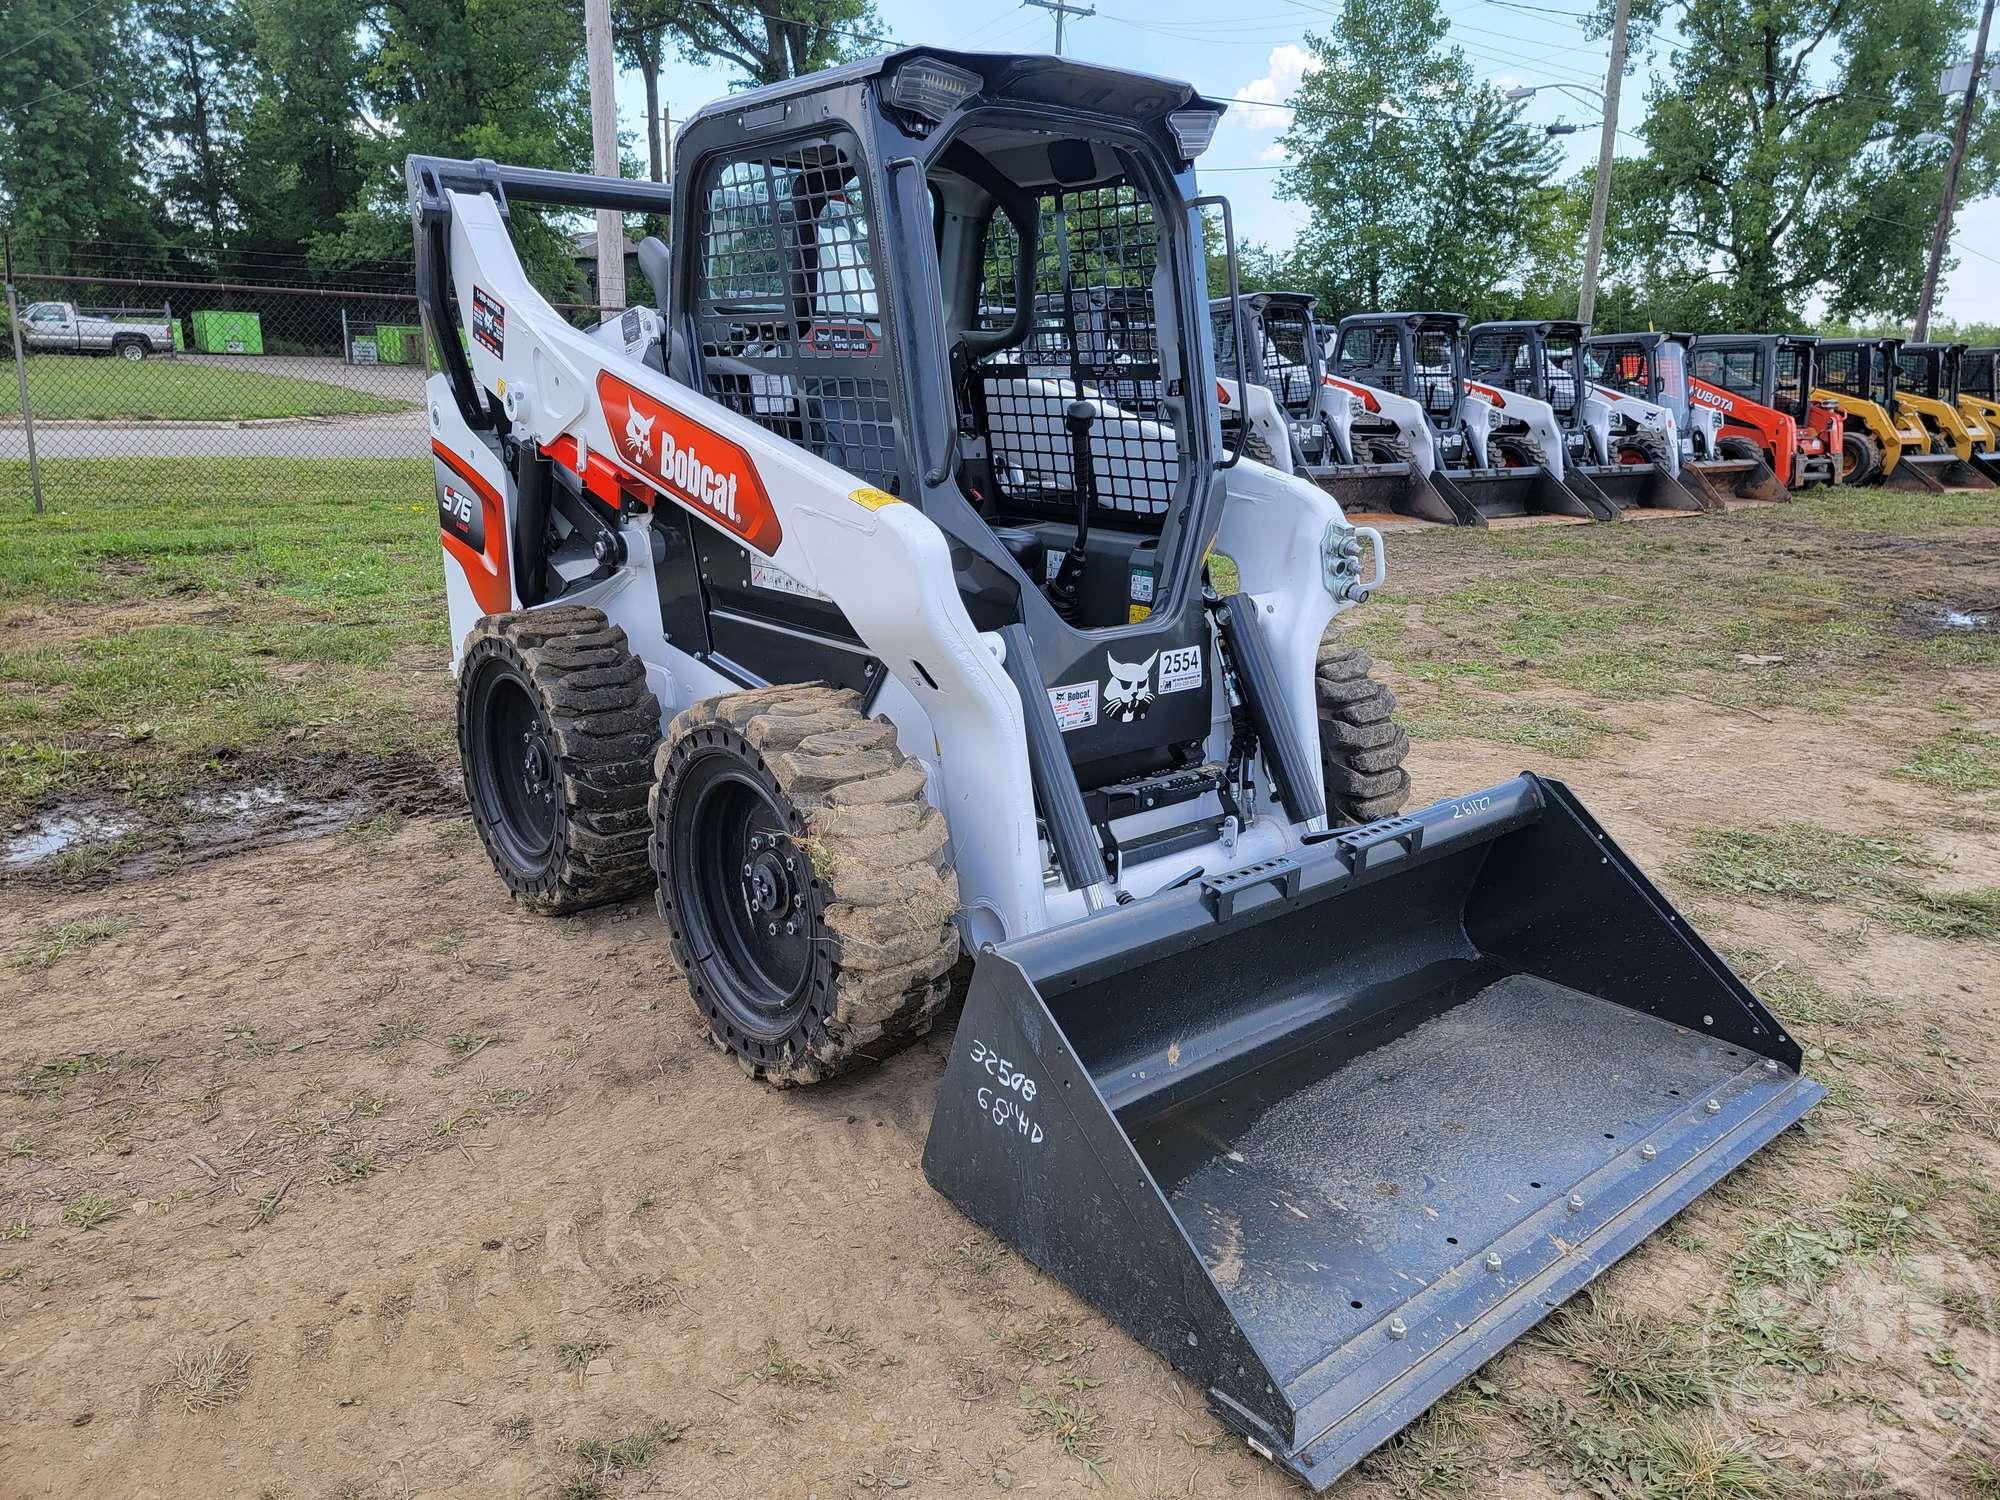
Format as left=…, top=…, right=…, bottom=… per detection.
left=1232, top=43, right=1318, bottom=132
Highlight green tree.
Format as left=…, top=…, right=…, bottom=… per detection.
left=666, top=0, right=887, bottom=87
left=1273, top=0, right=1563, bottom=317
left=139, top=0, right=255, bottom=255
left=234, top=0, right=370, bottom=269
left=1604, top=0, right=2000, bottom=327
left=0, top=0, right=161, bottom=272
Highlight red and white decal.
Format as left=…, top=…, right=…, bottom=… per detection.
left=1324, top=374, right=1380, bottom=413
left=433, top=441, right=512, bottom=616
left=1466, top=382, right=1504, bottom=406
left=1215, top=379, right=1231, bottom=405
left=1689, top=381, right=1736, bottom=414
left=596, top=370, right=783, bottom=554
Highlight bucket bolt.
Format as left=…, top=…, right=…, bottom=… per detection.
left=1388, top=1317, right=1408, bottom=1340
left=1705, top=1098, right=1722, bottom=1115
left=1567, top=1193, right=1585, bottom=1213
left=1640, top=1143, right=1657, bottom=1161
left=1484, top=1252, right=1503, bottom=1273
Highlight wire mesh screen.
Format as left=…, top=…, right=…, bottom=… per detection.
left=1773, top=348, right=1807, bottom=416
left=1257, top=302, right=1318, bottom=419
left=1466, top=330, right=1534, bottom=395
left=1894, top=350, right=1933, bottom=399
left=971, top=186, right=1180, bottom=523
left=1542, top=329, right=1581, bottom=421
left=1966, top=349, right=1996, bottom=397
left=1588, top=340, right=1655, bottom=402
left=690, top=141, right=903, bottom=496
left=1412, top=328, right=1461, bottom=425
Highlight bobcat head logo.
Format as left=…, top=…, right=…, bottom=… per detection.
left=1103, top=651, right=1157, bottom=724
left=623, top=407, right=656, bottom=462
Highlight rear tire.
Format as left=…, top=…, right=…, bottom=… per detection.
left=1492, top=433, right=1549, bottom=471
left=1360, top=432, right=1417, bottom=468
left=458, top=606, right=661, bottom=914
left=1614, top=428, right=1672, bottom=468
left=1239, top=423, right=1278, bottom=467
left=652, top=684, right=960, bottom=1085
left=114, top=338, right=147, bottom=362
left=1717, top=436, right=1765, bottom=463
left=1841, top=430, right=1882, bottom=484
left=1315, top=636, right=1411, bottom=824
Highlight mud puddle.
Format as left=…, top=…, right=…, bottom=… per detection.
left=2, top=759, right=461, bottom=881
left=1897, top=599, right=1996, bottom=635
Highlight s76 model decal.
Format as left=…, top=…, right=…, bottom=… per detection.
left=595, top=370, right=784, bottom=555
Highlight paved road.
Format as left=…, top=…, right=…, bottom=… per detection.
left=168, top=351, right=431, bottom=401
left=0, top=411, right=428, bottom=461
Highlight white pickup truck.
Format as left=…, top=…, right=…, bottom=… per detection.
left=17, top=301, right=172, bottom=360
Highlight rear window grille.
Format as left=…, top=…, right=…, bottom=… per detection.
left=973, top=185, right=1179, bottom=521
left=692, top=142, right=902, bottom=494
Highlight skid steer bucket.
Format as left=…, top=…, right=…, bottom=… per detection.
left=1436, top=465, right=1608, bottom=522
left=1302, top=460, right=1479, bottom=526
left=1687, top=455, right=1791, bottom=505
left=1900, top=451, right=1996, bottom=491
left=925, top=774, right=1822, bottom=1492
left=1880, top=455, right=1950, bottom=493
left=1568, top=460, right=1708, bottom=514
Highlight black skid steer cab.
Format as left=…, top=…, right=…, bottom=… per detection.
left=407, top=46, right=1821, bottom=1492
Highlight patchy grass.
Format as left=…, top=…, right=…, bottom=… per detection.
left=6, top=915, right=132, bottom=969
left=60, top=1190, right=123, bottom=1230
left=737, top=1336, right=840, bottom=1390
left=168, top=1343, right=251, bottom=1412
left=1400, top=693, right=1614, bottom=757
left=1019, top=1384, right=1108, bottom=1483
left=2, top=356, right=413, bottom=422
left=554, top=1336, right=611, bottom=1373
left=1531, top=1402, right=1783, bottom=1500
left=1677, top=824, right=1999, bottom=941
left=567, top=1418, right=687, bottom=1494
left=0, top=459, right=447, bottom=815
left=1539, top=1297, right=1715, bottom=1412
left=1792, top=482, right=2000, bottom=533
left=1896, top=728, right=2000, bottom=794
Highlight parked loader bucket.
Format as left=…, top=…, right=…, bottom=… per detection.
left=1568, top=460, right=1708, bottom=514
left=1436, top=464, right=1608, bottom=522
left=1687, top=455, right=1791, bottom=505
left=925, top=774, right=1822, bottom=1493
left=1302, top=460, right=1479, bottom=527
left=1880, top=455, right=1950, bottom=493
left=1898, top=451, right=1996, bottom=491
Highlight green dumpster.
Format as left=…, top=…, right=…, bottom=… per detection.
left=190, top=310, right=264, bottom=355
left=376, top=324, right=423, bottom=364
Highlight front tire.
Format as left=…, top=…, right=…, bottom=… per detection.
left=1717, top=435, right=1765, bottom=464
left=1840, top=430, right=1882, bottom=485
left=1614, top=428, right=1672, bottom=469
left=652, top=684, right=959, bottom=1085
left=1315, top=636, right=1411, bottom=824
left=458, top=607, right=661, bottom=914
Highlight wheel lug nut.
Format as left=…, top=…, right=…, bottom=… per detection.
left=785, top=921, right=797, bottom=935
left=742, top=863, right=753, bottom=876
left=766, top=922, right=778, bottom=937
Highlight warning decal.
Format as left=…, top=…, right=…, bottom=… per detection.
left=596, top=370, right=783, bottom=555
left=1048, top=682, right=1098, bottom=733
left=471, top=286, right=505, bottom=357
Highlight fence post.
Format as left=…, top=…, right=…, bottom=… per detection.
left=164, top=297, right=174, bottom=360
left=3, top=232, right=46, bottom=516
left=341, top=306, right=351, bottom=365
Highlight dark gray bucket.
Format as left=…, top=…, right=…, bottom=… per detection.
left=923, top=774, right=1823, bottom=1491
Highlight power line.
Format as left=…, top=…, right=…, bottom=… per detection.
left=0, top=0, right=120, bottom=69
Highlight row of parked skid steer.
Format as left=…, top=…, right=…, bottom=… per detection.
left=412, top=47, right=1844, bottom=1494
left=1213, top=292, right=2000, bottom=526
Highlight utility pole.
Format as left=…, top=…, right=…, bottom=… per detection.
left=1578, top=0, right=1631, bottom=327
left=1915, top=0, right=1995, bottom=341
left=1023, top=0, right=1095, bottom=54
left=584, top=0, right=626, bottom=311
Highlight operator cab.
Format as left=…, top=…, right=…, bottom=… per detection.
left=1583, top=332, right=1690, bottom=425
left=1465, top=319, right=1587, bottom=423
left=1816, top=338, right=1902, bottom=408
left=1331, top=313, right=1468, bottom=452
left=1690, top=334, right=1822, bottom=423
left=1896, top=342, right=1965, bottom=404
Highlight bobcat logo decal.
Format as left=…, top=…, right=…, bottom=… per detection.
left=1103, top=652, right=1157, bottom=724
left=623, top=407, right=656, bottom=462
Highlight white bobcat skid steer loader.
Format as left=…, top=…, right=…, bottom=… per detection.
left=1466, top=319, right=1708, bottom=514
left=1212, top=291, right=1466, bottom=526
left=409, top=47, right=1819, bottom=1494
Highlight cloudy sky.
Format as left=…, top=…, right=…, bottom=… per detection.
left=616, top=0, right=2000, bottom=325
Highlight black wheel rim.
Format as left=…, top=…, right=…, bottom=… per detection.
left=469, top=661, right=559, bottom=873
left=671, top=749, right=817, bottom=1044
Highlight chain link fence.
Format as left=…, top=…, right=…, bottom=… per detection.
left=2, top=265, right=615, bottom=512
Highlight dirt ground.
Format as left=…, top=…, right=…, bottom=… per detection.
left=4, top=499, right=1999, bottom=1500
